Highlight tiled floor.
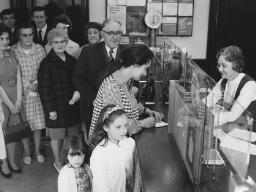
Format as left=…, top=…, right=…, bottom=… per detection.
left=0, top=139, right=58, bottom=192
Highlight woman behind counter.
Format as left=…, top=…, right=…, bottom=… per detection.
left=204, top=45, right=256, bottom=130
left=88, top=44, right=162, bottom=150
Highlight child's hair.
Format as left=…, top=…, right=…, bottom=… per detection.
left=60, top=135, right=89, bottom=165
left=94, top=104, right=126, bottom=146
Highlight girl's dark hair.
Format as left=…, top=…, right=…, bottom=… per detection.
left=16, top=20, right=36, bottom=40
left=52, top=14, right=72, bottom=33
left=216, top=45, right=245, bottom=72
left=99, top=44, right=154, bottom=86
left=0, top=23, right=12, bottom=42
left=83, top=22, right=102, bottom=43
left=60, top=135, right=89, bottom=166
left=94, top=104, right=126, bottom=147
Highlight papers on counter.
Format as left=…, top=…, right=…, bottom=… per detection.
left=214, top=128, right=256, bottom=155
left=155, top=121, right=168, bottom=127
left=227, top=128, right=256, bottom=142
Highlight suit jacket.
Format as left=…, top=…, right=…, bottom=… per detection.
left=73, top=41, right=125, bottom=128
left=34, top=25, right=51, bottom=46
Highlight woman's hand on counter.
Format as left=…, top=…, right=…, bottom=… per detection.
left=140, top=117, right=156, bottom=128
left=145, top=108, right=163, bottom=122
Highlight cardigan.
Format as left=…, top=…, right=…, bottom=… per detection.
left=90, top=137, right=135, bottom=192
left=205, top=73, right=256, bottom=126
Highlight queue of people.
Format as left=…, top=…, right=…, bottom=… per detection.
left=1, top=5, right=256, bottom=192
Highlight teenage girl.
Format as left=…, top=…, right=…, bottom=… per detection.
left=90, top=104, right=141, bottom=192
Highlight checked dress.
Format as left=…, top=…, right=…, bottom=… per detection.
left=11, top=43, right=46, bottom=130
left=88, top=74, right=145, bottom=150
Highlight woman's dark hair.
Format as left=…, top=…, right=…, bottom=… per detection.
left=99, top=44, right=154, bottom=85
left=60, top=135, right=89, bottom=166
left=16, top=20, right=36, bottom=40
left=83, top=22, right=102, bottom=43
left=93, top=104, right=126, bottom=147
left=216, top=45, right=245, bottom=72
left=0, top=23, right=12, bottom=42
left=52, top=14, right=72, bottom=33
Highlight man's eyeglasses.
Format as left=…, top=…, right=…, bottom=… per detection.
left=68, top=151, right=84, bottom=157
left=20, top=33, right=33, bottom=38
left=102, top=30, right=122, bottom=37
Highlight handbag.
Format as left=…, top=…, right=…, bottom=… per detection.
left=3, top=112, right=31, bottom=144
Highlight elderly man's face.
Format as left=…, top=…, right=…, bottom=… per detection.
left=101, top=21, right=122, bottom=49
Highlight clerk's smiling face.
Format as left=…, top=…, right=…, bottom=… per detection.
left=217, top=55, right=237, bottom=80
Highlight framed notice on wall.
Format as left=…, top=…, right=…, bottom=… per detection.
left=106, top=0, right=194, bottom=37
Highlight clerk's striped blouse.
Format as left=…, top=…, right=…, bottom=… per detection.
left=88, top=74, right=145, bottom=150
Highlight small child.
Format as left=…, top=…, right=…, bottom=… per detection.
left=90, top=104, right=141, bottom=192
left=58, top=136, right=92, bottom=192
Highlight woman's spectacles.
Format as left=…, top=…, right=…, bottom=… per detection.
left=102, top=30, right=122, bottom=37
left=68, top=151, right=84, bottom=157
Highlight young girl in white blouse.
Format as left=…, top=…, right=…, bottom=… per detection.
left=90, top=104, right=141, bottom=192
left=58, top=136, right=92, bottom=192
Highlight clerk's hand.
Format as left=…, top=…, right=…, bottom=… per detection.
left=49, top=111, right=57, bottom=120
left=140, top=117, right=156, bottom=128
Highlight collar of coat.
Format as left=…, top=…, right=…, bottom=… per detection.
left=46, top=49, right=75, bottom=65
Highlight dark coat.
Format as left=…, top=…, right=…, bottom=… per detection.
left=73, top=42, right=125, bottom=129
left=34, top=25, right=51, bottom=46
left=38, top=49, right=80, bottom=128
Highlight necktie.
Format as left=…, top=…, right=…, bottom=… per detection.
left=38, top=30, right=43, bottom=44
left=108, top=49, right=114, bottom=62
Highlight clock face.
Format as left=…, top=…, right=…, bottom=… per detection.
left=144, top=10, right=162, bottom=29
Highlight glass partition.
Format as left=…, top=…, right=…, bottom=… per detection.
left=159, top=40, right=256, bottom=191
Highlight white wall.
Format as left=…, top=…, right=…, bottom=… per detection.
left=0, top=0, right=10, bottom=12
left=89, top=0, right=210, bottom=59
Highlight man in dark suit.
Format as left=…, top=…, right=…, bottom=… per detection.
left=31, top=6, right=50, bottom=46
left=73, top=18, right=124, bottom=135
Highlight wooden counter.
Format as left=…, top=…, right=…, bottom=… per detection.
left=134, top=125, right=194, bottom=192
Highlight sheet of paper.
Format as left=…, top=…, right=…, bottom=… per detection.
left=220, top=135, right=256, bottom=155
left=155, top=121, right=168, bottom=127
left=227, top=128, right=256, bottom=142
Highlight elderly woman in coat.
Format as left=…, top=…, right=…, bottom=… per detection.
left=38, top=28, right=80, bottom=172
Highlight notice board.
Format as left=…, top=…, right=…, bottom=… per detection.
left=106, top=0, right=194, bottom=37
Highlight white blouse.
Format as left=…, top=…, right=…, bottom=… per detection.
left=205, top=73, right=256, bottom=126
left=90, top=137, right=135, bottom=192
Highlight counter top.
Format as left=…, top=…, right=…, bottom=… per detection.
left=134, top=125, right=194, bottom=192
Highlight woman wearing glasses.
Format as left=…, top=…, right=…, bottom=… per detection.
left=45, top=14, right=80, bottom=60
left=204, top=45, right=256, bottom=130
left=38, top=28, right=81, bottom=172
left=11, top=21, right=46, bottom=165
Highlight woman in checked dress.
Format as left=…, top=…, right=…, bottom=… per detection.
left=11, top=21, right=46, bottom=164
